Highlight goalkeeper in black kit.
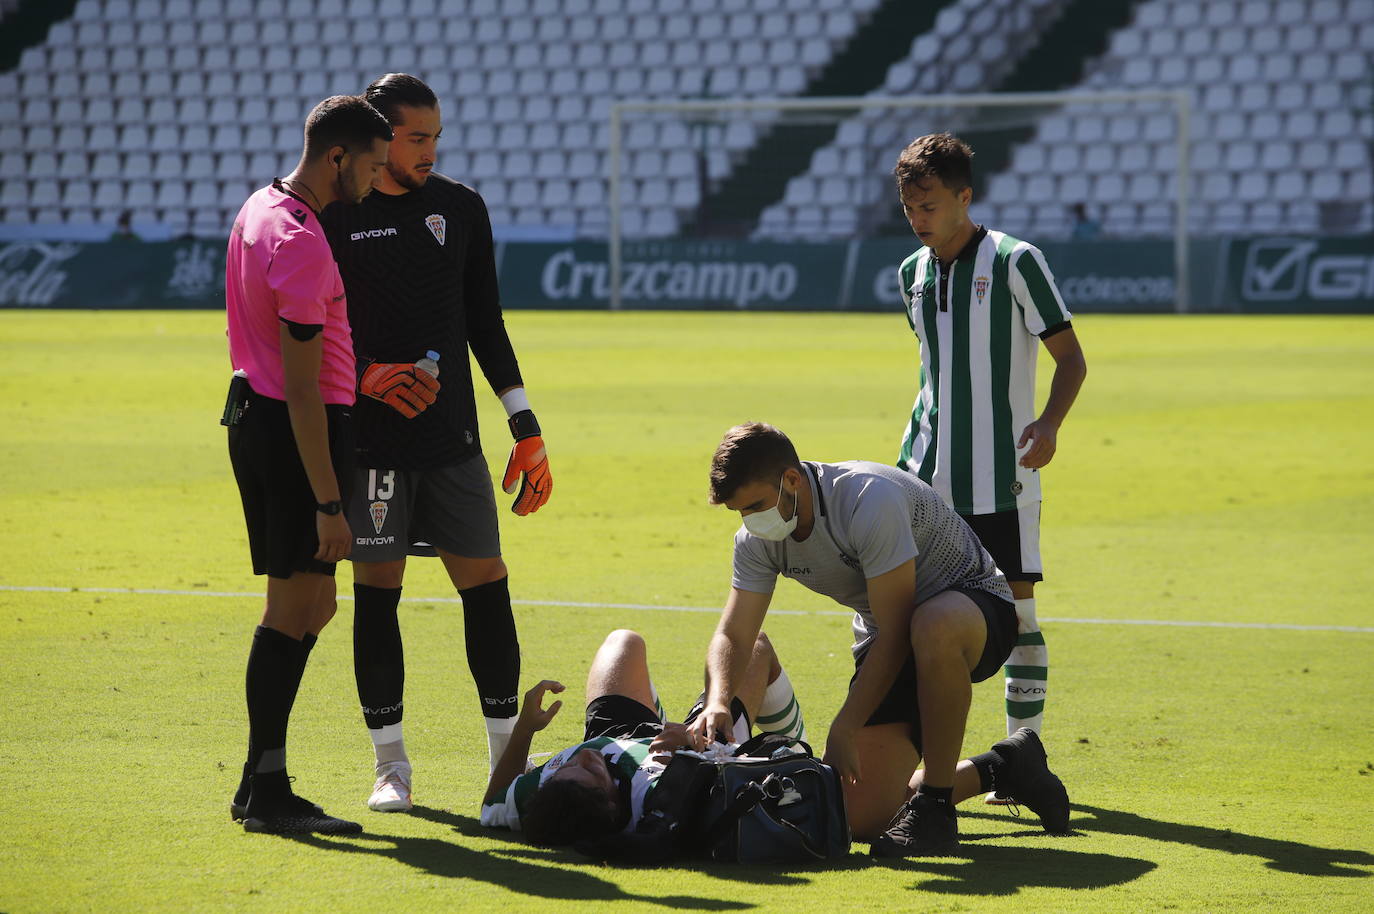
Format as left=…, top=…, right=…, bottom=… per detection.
left=319, top=73, right=551, bottom=813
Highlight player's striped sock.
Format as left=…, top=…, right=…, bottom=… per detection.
left=756, top=667, right=806, bottom=743
left=1004, top=598, right=1048, bottom=735
left=649, top=679, right=666, bottom=723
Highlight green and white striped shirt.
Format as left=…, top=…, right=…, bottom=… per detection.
left=480, top=736, right=662, bottom=832
left=897, top=226, right=1072, bottom=515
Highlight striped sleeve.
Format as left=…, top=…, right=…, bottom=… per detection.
left=480, top=767, right=542, bottom=830
left=896, top=253, right=921, bottom=332
left=1010, top=245, right=1072, bottom=336
left=897, top=264, right=914, bottom=331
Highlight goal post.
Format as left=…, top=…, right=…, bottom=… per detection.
left=608, top=90, right=1191, bottom=312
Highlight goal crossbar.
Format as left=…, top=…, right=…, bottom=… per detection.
left=608, top=90, right=1192, bottom=311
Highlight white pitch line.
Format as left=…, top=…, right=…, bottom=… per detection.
left=2, top=584, right=1371, bottom=633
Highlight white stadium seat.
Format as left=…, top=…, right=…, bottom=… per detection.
left=2, top=0, right=1367, bottom=239
left=1260, top=142, right=1295, bottom=172
left=1235, top=172, right=1270, bottom=203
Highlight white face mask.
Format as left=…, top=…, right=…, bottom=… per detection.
left=742, top=476, right=798, bottom=541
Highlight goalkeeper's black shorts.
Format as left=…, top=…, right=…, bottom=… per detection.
left=228, top=384, right=354, bottom=579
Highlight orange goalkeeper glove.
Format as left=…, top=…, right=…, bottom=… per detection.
left=502, top=410, right=551, bottom=515
left=359, top=362, right=440, bottom=418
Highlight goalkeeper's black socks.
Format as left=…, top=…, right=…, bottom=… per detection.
left=459, top=576, right=520, bottom=770
left=460, top=576, right=520, bottom=719
left=353, top=584, right=405, bottom=730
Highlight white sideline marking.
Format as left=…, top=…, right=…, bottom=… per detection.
left=2, top=584, right=1372, bottom=633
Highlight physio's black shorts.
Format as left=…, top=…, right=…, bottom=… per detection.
left=583, top=694, right=751, bottom=743
left=852, top=586, right=1018, bottom=753
left=228, top=386, right=354, bottom=579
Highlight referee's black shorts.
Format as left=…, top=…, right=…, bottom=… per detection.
left=228, top=385, right=354, bottom=579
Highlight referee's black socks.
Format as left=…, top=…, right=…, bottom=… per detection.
left=236, top=625, right=312, bottom=807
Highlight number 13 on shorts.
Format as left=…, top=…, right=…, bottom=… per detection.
left=368, top=469, right=396, bottom=501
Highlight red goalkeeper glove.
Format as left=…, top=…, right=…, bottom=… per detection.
left=502, top=410, right=551, bottom=515
left=359, top=362, right=440, bottom=418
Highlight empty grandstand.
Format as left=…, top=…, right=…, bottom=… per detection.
left=0, top=0, right=1370, bottom=244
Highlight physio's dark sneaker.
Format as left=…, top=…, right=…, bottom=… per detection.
left=983, top=789, right=1014, bottom=806
left=870, top=794, right=959, bottom=857
left=242, top=792, right=362, bottom=836
left=990, top=728, right=1071, bottom=834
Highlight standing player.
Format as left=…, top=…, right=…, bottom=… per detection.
left=223, top=95, right=392, bottom=834
left=892, top=134, right=1087, bottom=801
left=691, top=423, right=1070, bottom=855
left=319, top=73, right=552, bottom=814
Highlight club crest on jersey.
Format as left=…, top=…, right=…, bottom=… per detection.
left=369, top=500, right=388, bottom=534
left=425, top=213, right=446, bottom=246
left=974, top=276, right=989, bottom=303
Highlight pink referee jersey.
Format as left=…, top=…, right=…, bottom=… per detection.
left=225, top=182, right=355, bottom=405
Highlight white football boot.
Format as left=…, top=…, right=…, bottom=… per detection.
left=367, top=760, right=413, bottom=812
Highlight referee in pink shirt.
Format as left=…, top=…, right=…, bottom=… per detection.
left=222, top=95, right=392, bottom=835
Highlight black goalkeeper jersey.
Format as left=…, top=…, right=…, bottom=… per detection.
left=320, top=173, right=522, bottom=470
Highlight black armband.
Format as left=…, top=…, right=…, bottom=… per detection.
left=1039, top=320, right=1073, bottom=341
left=280, top=318, right=324, bottom=342
left=508, top=409, right=541, bottom=441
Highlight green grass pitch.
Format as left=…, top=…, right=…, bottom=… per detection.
left=1, top=309, right=1372, bottom=913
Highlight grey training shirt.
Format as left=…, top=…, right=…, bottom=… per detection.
left=731, top=460, right=1013, bottom=657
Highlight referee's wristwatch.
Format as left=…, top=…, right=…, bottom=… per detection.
left=316, top=499, right=344, bottom=515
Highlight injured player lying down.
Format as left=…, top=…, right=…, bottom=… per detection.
left=480, top=628, right=807, bottom=846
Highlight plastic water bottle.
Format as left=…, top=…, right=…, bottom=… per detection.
left=415, top=350, right=440, bottom=378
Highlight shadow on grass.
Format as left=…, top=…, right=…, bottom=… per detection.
left=269, top=804, right=754, bottom=909
left=413, top=804, right=816, bottom=887
left=1069, top=803, right=1374, bottom=878
left=870, top=838, right=1156, bottom=896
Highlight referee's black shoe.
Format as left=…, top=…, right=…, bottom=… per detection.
left=240, top=774, right=361, bottom=836
left=990, top=728, right=1071, bottom=834
left=242, top=792, right=363, bottom=836
left=230, top=796, right=323, bottom=823
left=870, top=794, right=959, bottom=858
left=230, top=767, right=322, bottom=822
